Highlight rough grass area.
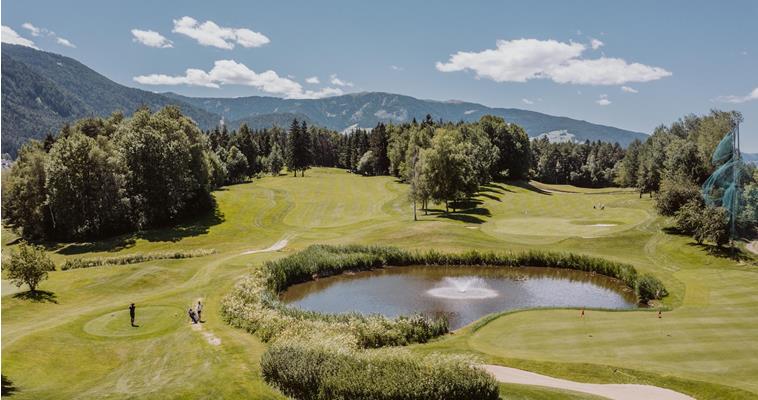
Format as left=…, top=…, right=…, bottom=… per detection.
left=2, top=167, right=757, bottom=399
left=60, top=249, right=216, bottom=270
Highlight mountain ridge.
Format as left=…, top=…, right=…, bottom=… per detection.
left=2, top=44, right=649, bottom=157
left=1, top=43, right=220, bottom=156
left=163, top=91, right=649, bottom=146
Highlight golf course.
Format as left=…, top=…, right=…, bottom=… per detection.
left=2, top=167, right=757, bottom=399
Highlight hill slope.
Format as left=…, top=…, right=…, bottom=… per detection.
left=2, top=44, right=648, bottom=156
left=1, top=44, right=220, bottom=156
left=164, top=91, right=649, bottom=146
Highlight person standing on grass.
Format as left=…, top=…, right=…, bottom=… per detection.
left=196, top=301, right=203, bottom=322
left=188, top=308, right=198, bottom=324
left=129, top=303, right=136, bottom=327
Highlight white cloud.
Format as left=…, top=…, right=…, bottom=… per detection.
left=305, top=76, right=320, bottom=84
left=329, top=74, right=354, bottom=87
left=390, top=65, right=404, bottom=71
left=19, top=22, right=75, bottom=48
left=172, top=16, right=269, bottom=49
left=521, top=98, right=534, bottom=105
left=621, top=85, right=638, bottom=93
left=133, top=59, right=343, bottom=99
left=131, top=29, right=173, bottom=48
left=21, top=22, right=42, bottom=36
left=590, top=38, right=604, bottom=50
left=436, top=38, right=671, bottom=86
left=56, top=37, right=76, bottom=48
left=2, top=26, right=38, bottom=49
left=714, top=87, right=758, bottom=104
left=596, top=94, right=611, bottom=106
left=549, top=57, right=671, bottom=85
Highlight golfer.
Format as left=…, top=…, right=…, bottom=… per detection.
left=129, top=303, right=136, bottom=327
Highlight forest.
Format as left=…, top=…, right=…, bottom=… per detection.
left=3, top=107, right=756, bottom=243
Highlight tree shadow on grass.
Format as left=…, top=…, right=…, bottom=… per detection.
left=478, top=192, right=501, bottom=202
left=482, top=182, right=514, bottom=193
left=56, top=203, right=225, bottom=255
left=12, top=290, right=58, bottom=304
left=427, top=199, right=492, bottom=225
left=2, top=375, right=18, bottom=396
left=686, top=242, right=752, bottom=262
left=508, top=180, right=553, bottom=195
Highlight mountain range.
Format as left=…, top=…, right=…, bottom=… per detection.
left=2, top=43, right=652, bottom=157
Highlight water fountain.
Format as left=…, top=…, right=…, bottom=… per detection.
left=426, top=277, right=499, bottom=299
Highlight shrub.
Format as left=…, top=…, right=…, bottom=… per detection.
left=655, top=174, right=702, bottom=216
left=674, top=199, right=704, bottom=234
left=694, top=206, right=730, bottom=247
left=60, top=249, right=216, bottom=270
left=261, top=341, right=499, bottom=400
left=637, top=273, right=668, bottom=303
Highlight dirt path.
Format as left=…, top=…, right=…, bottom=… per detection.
left=746, top=241, right=758, bottom=256
left=482, top=365, right=695, bottom=400
left=240, top=237, right=289, bottom=255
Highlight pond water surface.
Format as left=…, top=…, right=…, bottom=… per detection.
left=281, top=266, right=637, bottom=330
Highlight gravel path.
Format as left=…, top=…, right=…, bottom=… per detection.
left=240, top=237, right=289, bottom=255
left=483, top=365, right=695, bottom=400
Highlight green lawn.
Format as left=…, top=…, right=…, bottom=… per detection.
left=3, top=167, right=757, bottom=399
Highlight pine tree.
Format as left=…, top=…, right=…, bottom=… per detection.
left=286, top=119, right=300, bottom=176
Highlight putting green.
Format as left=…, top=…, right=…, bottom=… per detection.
left=83, top=306, right=183, bottom=338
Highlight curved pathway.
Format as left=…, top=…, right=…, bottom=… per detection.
left=240, top=237, right=289, bottom=255
left=483, top=365, right=695, bottom=400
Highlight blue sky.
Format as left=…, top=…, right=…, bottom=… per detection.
left=3, top=0, right=757, bottom=151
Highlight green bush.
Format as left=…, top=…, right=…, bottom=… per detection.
left=60, top=249, right=216, bottom=270
left=637, top=273, right=668, bottom=303
left=261, top=341, right=499, bottom=400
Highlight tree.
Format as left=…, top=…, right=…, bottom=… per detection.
left=738, top=180, right=758, bottom=236
left=225, top=146, right=249, bottom=183
left=356, top=151, right=376, bottom=175
left=299, top=121, right=311, bottom=176
left=654, top=174, right=702, bottom=216
left=422, top=128, right=477, bottom=212
left=614, top=139, right=641, bottom=187
left=1, top=141, right=50, bottom=239
left=674, top=199, right=705, bottom=234
left=408, top=147, right=431, bottom=219
left=461, top=125, right=499, bottom=185
left=694, top=206, right=730, bottom=247
left=45, top=132, right=129, bottom=239
left=4, top=243, right=56, bottom=292
left=285, top=118, right=300, bottom=176
left=115, top=106, right=213, bottom=228
left=266, top=142, right=285, bottom=176
left=479, top=115, right=529, bottom=179
left=231, top=124, right=261, bottom=175
left=369, top=123, right=390, bottom=175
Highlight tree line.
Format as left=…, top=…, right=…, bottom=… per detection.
left=4, top=105, right=755, bottom=244
left=3, top=106, right=223, bottom=240
left=614, top=110, right=757, bottom=244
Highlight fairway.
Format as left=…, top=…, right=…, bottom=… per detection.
left=2, top=167, right=757, bottom=399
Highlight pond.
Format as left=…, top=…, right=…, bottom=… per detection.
left=281, top=266, right=637, bottom=330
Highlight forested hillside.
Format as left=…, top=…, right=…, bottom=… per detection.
left=1, top=44, right=219, bottom=156
left=165, top=91, right=649, bottom=146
